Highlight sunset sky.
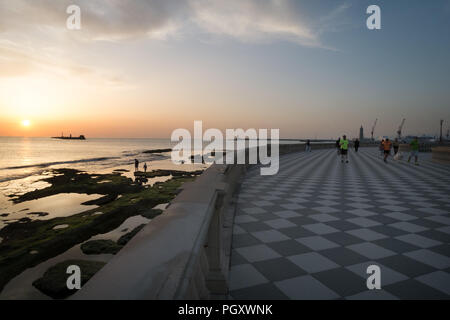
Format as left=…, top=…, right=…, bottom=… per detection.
left=0, top=0, right=449, bottom=139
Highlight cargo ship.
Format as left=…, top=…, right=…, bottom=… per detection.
left=52, top=133, right=86, bottom=140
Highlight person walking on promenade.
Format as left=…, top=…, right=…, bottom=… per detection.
left=134, top=159, right=139, bottom=172
left=354, top=139, right=360, bottom=153
left=336, top=138, right=341, bottom=156
left=408, top=136, right=420, bottom=165
left=305, top=140, right=312, bottom=152
left=379, top=140, right=385, bottom=156
left=143, top=163, right=148, bottom=173
left=340, top=135, right=349, bottom=163
left=382, top=138, right=392, bottom=163
left=393, top=138, right=400, bottom=155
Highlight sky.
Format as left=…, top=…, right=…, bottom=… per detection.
left=0, top=0, right=449, bottom=139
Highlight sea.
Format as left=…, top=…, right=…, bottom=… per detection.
left=0, top=137, right=177, bottom=183
left=0, top=137, right=195, bottom=226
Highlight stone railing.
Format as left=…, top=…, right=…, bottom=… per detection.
left=432, top=146, right=450, bottom=164
left=278, top=142, right=376, bottom=154
left=399, top=142, right=449, bottom=153
left=73, top=164, right=245, bottom=299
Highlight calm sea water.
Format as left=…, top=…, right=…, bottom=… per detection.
left=0, top=137, right=174, bottom=182
left=0, top=137, right=214, bottom=229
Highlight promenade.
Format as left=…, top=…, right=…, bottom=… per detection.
left=229, top=148, right=450, bottom=299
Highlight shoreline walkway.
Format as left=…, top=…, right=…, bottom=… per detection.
left=229, top=148, right=450, bottom=299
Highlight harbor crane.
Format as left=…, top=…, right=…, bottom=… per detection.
left=371, top=119, right=378, bottom=141
left=397, top=118, right=406, bottom=140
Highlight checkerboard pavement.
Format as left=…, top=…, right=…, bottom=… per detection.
left=228, top=148, right=450, bottom=300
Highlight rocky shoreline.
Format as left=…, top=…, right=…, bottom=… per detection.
left=0, top=167, right=203, bottom=296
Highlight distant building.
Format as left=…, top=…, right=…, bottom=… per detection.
left=403, top=135, right=436, bottom=143
left=359, top=126, right=364, bottom=141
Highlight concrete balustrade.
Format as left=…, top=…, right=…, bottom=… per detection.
left=73, top=164, right=245, bottom=300
left=399, top=144, right=411, bottom=153
left=432, top=146, right=450, bottom=164
left=278, top=142, right=377, bottom=154
left=399, top=142, right=449, bottom=153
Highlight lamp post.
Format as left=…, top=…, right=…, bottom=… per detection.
left=440, top=120, right=444, bottom=144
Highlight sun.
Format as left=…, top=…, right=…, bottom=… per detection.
left=21, top=119, right=31, bottom=127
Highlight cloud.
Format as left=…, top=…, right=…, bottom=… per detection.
left=318, top=1, right=352, bottom=30
left=0, top=0, right=333, bottom=45
left=189, top=0, right=320, bottom=46
left=0, top=0, right=351, bottom=80
left=0, top=38, right=125, bottom=86
left=0, top=0, right=188, bottom=40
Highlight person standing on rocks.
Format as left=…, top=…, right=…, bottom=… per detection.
left=134, top=159, right=139, bottom=172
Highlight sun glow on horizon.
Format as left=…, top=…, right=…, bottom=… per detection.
left=21, top=119, right=31, bottom=127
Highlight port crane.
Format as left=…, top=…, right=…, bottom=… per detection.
left=397, top=118, right=406, bottom=140
left=371, top=119, right=378, bottom=141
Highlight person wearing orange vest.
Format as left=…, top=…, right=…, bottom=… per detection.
left=382, top=138, right=392, bottom=163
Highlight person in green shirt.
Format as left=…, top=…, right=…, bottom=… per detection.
left=339, top=135, right=349, bottom=164
left=408, top=137, right=420, bottom=165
